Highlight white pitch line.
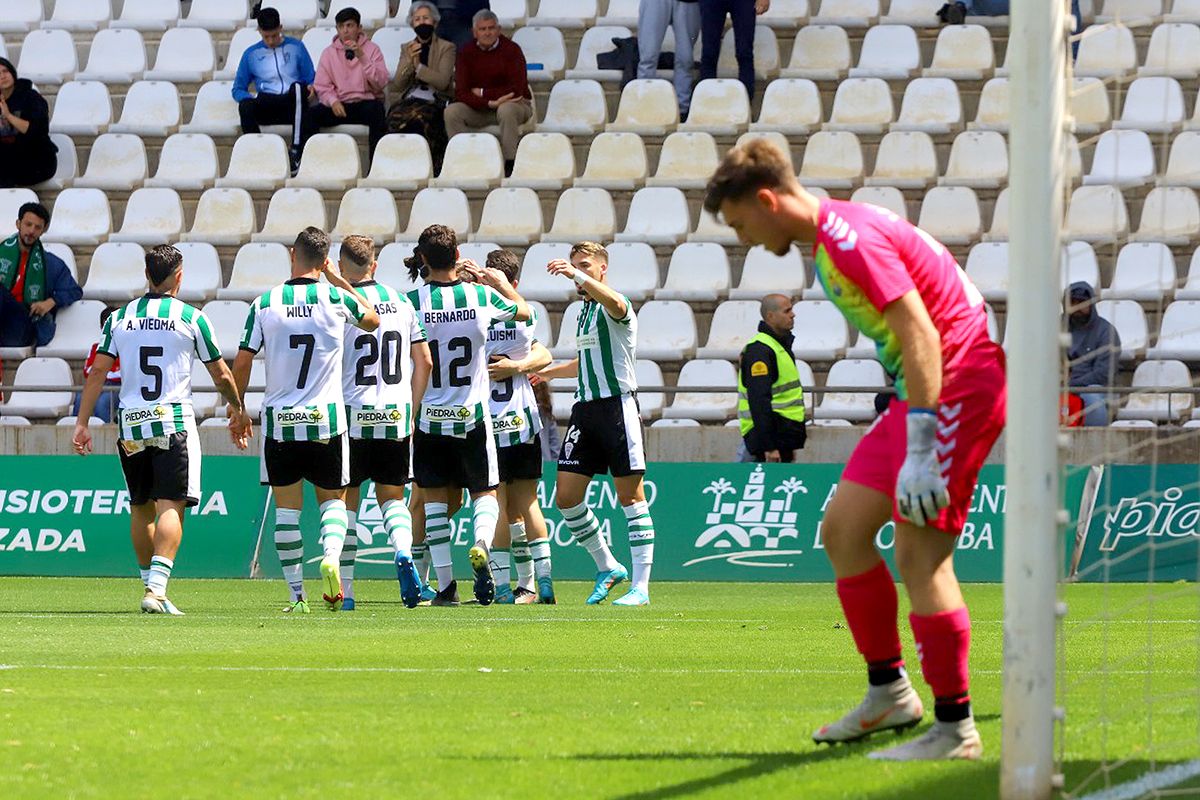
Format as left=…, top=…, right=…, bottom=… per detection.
left=1074, top=759, right=1200, bottom=800
left=0, top=613, right=773, bottom=623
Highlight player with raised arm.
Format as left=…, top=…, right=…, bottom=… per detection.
left=705, top=139, right=1005, bottom=760
left=535, top=242, right=655, bottom=607
left=73, top=245, right=251, bottom=615
left=335, top=235, right=432, bottom=610
left=405, top=225, right=531, bottom=607
left=482, top=248, right=556, bottom=605
left=233, top=227, right=380, bottom=613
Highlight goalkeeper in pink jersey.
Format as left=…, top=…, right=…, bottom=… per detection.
left=705, top=140, right=1005, bottom=761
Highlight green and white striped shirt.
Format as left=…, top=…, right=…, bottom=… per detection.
left=486, top=310, right=543, bottom=447
left=97, top=294, right=221, bottom=441
left=575, top=296, right=638, bottom=403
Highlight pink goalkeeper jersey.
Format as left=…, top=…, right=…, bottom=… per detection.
left=811, top=198, right=991, bottom=400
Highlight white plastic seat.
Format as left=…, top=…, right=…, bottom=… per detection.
left=398, top=188, right=472, bottom=240
left=1096, top=299, right=1149, bottom=360
left=729, top=245, right=807, bottom=302
left=751, top=79, right=823, bottom=135
left=286, top=134, right=361, bottom=190
left=472, top=188, right=544, bottom=246
left=112, top=0, right=180, bottom=31
left=77, top=28, right=147, bottom=84
left=1096, top=0, right=1163, bottom=21
left=17, top=29, right=78, bottom=85
left=924, top=24, right=994, bottom=80
left=45, top=189, right=112, bottom=246
left=798, top=131, right=864, bottom=189
left=37, top=133, right=79, bottom=191
left=48, top=81, right=112, bottom=136
left=431, top=133, right=505, bottom=190
left=358, top=134, right=431, bottom=190
left=1076, top=24, right=1138, bottom=78
left=604, top=242, right=659, bottom=302
left=819, top=359, right=886, bottom=422
left=0, top=189, right=37, bottom=229
left=512, top=26, right=566, bottom=82
left=595, top=0, right=638, bottom=27
left=109, top=81, right=181, bottom=136
left=1085, top=130, right=1156, bottom=187
left=1132, top=187, right=1200, bottom=244
left=73, top=134, right=147, bottom=191
left=216, top=134, right=290, bottom=191
left=219, top=243, right=292, bottom=301
left=43, top=0, right=112, bottom=31
left=374, top=243, right=425, bottom=294
left=760, top=0, right=811, bottom=28
left=503, top=133, right=576, bottom=190
left=519, top=243, right=576, bottom=304
left=741, top=132, right=795, bottom=162
left=145, top=27, right=215, bottom=83
left=551, top=299, right=585, bottom=358
left=781, top=24, right=850, bottom=80
left=526, top=301, right=553, bottom=347
left=849, top=25, right=920, bottom=79
left=216, top=28, right=260, bottom=80
left=329, top=188, right=399, bottom=244
left=635, top=360, right=665, bottom=420
left=182, top=0, right=248, bottom=32
left=82, top=243, right=148, bottom=301
left=941, top=131, right=1008, bottom=189
left=1167, top=0, right=1200, bottom=23
left=0, top=0, right=43, bottom=33
left=1068, top=77, right=1112, bottom=137
left=965, top=242, right=1010, bottom=302
left=1113, top=77, right=1186, bottom=133
left=144, top=133, right=219, bottom=191
left=1061, top=241, right=1101, bottom=292
left=656, top=243, right=730, bottom=301
left=788, top=300, right=848, bottom=360
left=1140, top=23, right=1200, bottom=79
left=647, top=132, right=719, bottom=190
left=917, top=187, right=982, bottom=245
left=1, top=358, right=74, bottom=418
left=696, top=300, right=759, bottom=359
left=825, top=78, right=893, bottom=134
left=1176, top=248, right=1200, bottom=299
left=201, top=301, right=252, bottom=360
left=717, top=25, right=780, bottom=80
left=542, top=188, right=617, bottom=243
left=455, top=242, right=501, bottom=271
left=576, top=132, right=648, bottom=190
left=301, top=26, right=334, bottom=78
left=1065, top=185, right=1131, bottom=244
left=172, top=243, right=222, bottom=303
left=891, top=78, right=963, bottom=135
left=370, top=26, right=412, bottom=77
left=851, top=186, right=909, bottom=220
left=866, top=132, right=938, bottom=189
left=1102, top=242, right=1177, bottom=301
left=638, top=300, right=698, bottom=361
left=110, top=188, right=185, bottom=246
left=183, top=188, right=256, bottom=245
left=323, top=0, right=386, bottom=26
left=983, top=190, right=1012, bottom=242
left=681, top=79, right=751, bottom=135
left=1160, top=131, right=1200, bottom=187
left=663, top=359, right=738, bottom=421
left=1117, top=359, right=1193, bottom=422
left=180, top=81, right=240, bottom=136
left=616, top=188, right=690, bottom=246
left=1147, top=301, right=1200, bottom=359
left=971, top=77, right=1010, bottom=132
left=251, top=189, right=328, bottom=244
left=690, top=208, right=738, bottom=245
left=540, top=80, right=608, bottom=135
left=529, top=0, right=597, bottom=28
left=811, top=0, right=880, bottom=27
left=565, top=26, right=632, bottom=81
left=37, top=301, right=111, bottom=359
left=490, top=0, right=531, bottom=26
left=607, top=79, right=679, bottom=135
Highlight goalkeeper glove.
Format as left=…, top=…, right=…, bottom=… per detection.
left=895, top=409, right=951, bottom=527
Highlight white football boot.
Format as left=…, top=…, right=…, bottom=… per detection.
left=867, top=717, right=982, bottom=761
left=812, top=676, right=924, bottom=744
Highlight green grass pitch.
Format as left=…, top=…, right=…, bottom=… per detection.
left=0, top=579, right=1196, bottom=799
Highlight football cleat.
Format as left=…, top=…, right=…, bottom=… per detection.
left=283, top=599, right=311, bottom=614
left=536, top=575, right=557, bottom=605
left=586, top=564, right=628, bottom=605
left=140, top=591, right=184, bottom=615
left=320, top=558, right=343, bottom=611
left=431, top=580, right=460, bottom=607
left=341, top=597, right=356, bottom=611
left=159, top=597, right=185, bottom=616
left=396, top=555, right=422, bottom=609
left=867, top=718, right=982, bottom=761
left=612, top=587, right=649, bottom=606
left=812, top=677, right=924, bottom=744
left=468, top=543, right=495, bottom=606
left=494, top=584, right=515, bottom=604
left=513, top=587, right=538, bottom=604
left=419, top=583, right=437, bottom=604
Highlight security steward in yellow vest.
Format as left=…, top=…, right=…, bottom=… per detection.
left=738, top=293, right=806, bottom=463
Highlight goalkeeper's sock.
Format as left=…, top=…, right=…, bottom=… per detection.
left=138, top=564, right=151, bottom=587
left=471, top=494, right=500, bottom=551
left=623, top=501, right=654, bottom=592
left=274, top=507, right=305, bottom=601
left=511, top=521, right=535, bottom=592
left=490, top=547, right=511, bottom=588
left=147, top=556, right=173, bottom=596
left=561, top=501, right=619, bottom=572
left=319, top=499, right=348, bottom=562
left=836, top=560, right=905, bottom=685
left=383, top=499, right=413, bottom=558
left=425, top=502, right=454, bottom=589
left=530, top=536, right=553, bottom=581
left=340, top=511, right=357, bottom=600
left=412, top=541, right=431, bottom=584
left=910, top=607, right=972, bottom=722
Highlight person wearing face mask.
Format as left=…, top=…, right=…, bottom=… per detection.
left=313, top=6, right=390, bottom=160
left=0, top=57, right=57, bottom=188
left=1066, top=281, right=1120, bottom=427
left=388, top=0, right=456, bottom=173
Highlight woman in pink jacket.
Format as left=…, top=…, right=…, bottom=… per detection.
left=313, top=6, right=390, bottom=159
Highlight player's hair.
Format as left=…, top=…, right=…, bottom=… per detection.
left=17, top=202, right=50, bottom=226
left=340, top=235, right=375, bottom=273
left=145, top=244, right=183, bottom=287
left=569, top=241, right=608, bottom=265
left=703, top=138, right=799, bottom=215
left=409, top=224, right=457, bottom=279
left=334, top=6, right=361, bottom=25
left=486, top=249, right=521, bottom=283
left=293, top=226, right=331, bottom=269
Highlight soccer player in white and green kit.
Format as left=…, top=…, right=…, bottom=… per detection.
left=73, top=245, right=250, bottom=615
left=536, top=242, right=655, bottom=606
left=233, top=227, right=380, bottom=613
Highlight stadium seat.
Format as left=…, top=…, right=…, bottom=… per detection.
left=738, top=131, right=795, bottom=166
left=730, top=245, right=807, bottom=301
left=370, top=26, right=412, bottom=76
left=843, top=330, right=877, bottom=359
left=1131, top=187, right=1200, bottom=244
left=851, top=185, right=908, bottom=219
left=1117, top=359, right=1193, bottom=422
left=542, top=188, right=616, bottom=244
left=82, top=243, right=149, bottom=301
left=593, top=0, right=637, bottom=26
left=109, top=81, right=182, bottom=137
left=656, top=243, right=730, bottom=301
left=798, top=131, right=864, bottom=189
left=37, top=133, right=79, bottom=191
left=1, top=358, right=74, bottom=418
left=1065, top=135, right=1084, bottom=183
left=144, top=133, right=219, bottom=191
left=190, top=362, right=221, bottom=419
left=0, top=189, right=37, bottom=230
left=1176, top=248, right=1200, bottom=299
left=490, top=0, right=531, bottom=26
left=220, top=243, right=292, bottom=301
left=617, top=188, right=690, bottom=246
left=781, top=24, right=850, bottom=80
left=576, top=133, right=647, bottom=190
left=758, top=0, right=810, bottom=27
left=940, top=131, right=1008, bottom=189
left=818, top=359, right=886, bottom=422
left=604, top=242, right=659, bottom=302
left=792, top=300, right=848, bottom=360
left=917, top=187, right=982, bottom=245
left=718, top=25, right=780, bottom=80
left=301, top=27, right=333, bottom=75
left=1147, top=300, right=1200, bottom=359
left=1084, top=130, right=1156, bottom=187
left=42, top=245, right=78, bottom=289
left=252, top=188, right=328, bottom=244
left=1096, top=0, right=1163, bottom=21
left=17, top=29, right=78, bottom=85
left=971, top=78, right=1010, bottom=132
left=811, top=0, right=881, bottom=27
left=518, top=243, right=575, bottom=304
left=216, top=134, right=290, bottom=191
left=1102, top=242, right=1177, bottom=301
left=866, top=132, right=938, bottom=189
left=529, top=0, right=598, bottom=27
left=323, top=0, right=386, bottom=26
left=1096, top=299, right=1150, bottom=360
left=179, top=81, right=240, bottom=136
left=112, top=0, right=180, bottom=31
left=1167, top=0, right=1200, bottom=22
left=634, top=360, right=665, bottom=420
left=697, top=300, right=759, bottom=359
left=455, top=241, right=501, bottom=269
left=825, top=78, right=894, bottom=134
left=1113, top=77, right=1187, bottom=133
left=73, top=133, right=148, bottom=191
left=173, top=243, right=223, bottom=304
left=503, top=133, right=576, bottom=190
left=551, top=298, right=584, bottom=356
left=1160, top=131, right=1200, bottom=187
left=690, top=208, right=739, bottom=245
left=1061, top=241, right=1101, bottom=291
left=638, top=300, right=698, bottom=361
left=647, top=132, right=719, bottom=190
left=472, top=188, right=544, bottom=246
left=751, top=79, right=823, bottom=135
left=1139, top=23, right=1200, bottom=78
left=608, top=80, right=679, bottom=135
left=512, top=26, right=567, bottom=82
left=1065, top=185, right=1131, bottom=244
left=145, top=27, right=216, bottom=83
left=77, top=28, right=147, bottom=84
left=849, top=24, right=920, bottom=80
left=0, top=0, right=43, bottom=33
left=1069, top=77, right=1113, bottom=137
left=43, top=0, right=112, bottom=31
left=37, top=300, right=109, bottom=359
left=286, top=134, right=361, bottom=190
left=45, top=189, right=112, bottom=246
left=182, top=188, right=256, bottom=246
left=201, top=301, right=252, bottom=360
left=891, top=78, right=963, bottom=135
left=399, top=188, right=472, bottom=240
left=565, top=26, right=633, bottom=81
left=329, top=188, right=399, bottom=244
left=49, top=81, right=112, bottom=136
left=110, top=188, right=185, bottom=246
left=215, top=28, right=260, bottom=80
left=540, top=80, right=608, bottom=135
left=924, top=24, right=995, bottom=80
left=0, top=416, right=32, bottom=426
left=965, top=242, right=1010, bottom=302
left=681, top=80, right=751, bottom=135
left=663, top=359, right=737, bottom=421
left=429, top=134, right=504, bottom=191
left=525, top=300, right=553, bottom=346
left=59, top=415, right=107, bottom=427
left=182, top=0, right=248, bottom=31
left=1076, top=24, right=1138, bottom=79
left=374, top=244, right=424, bottom=294
left=358, top=134, right=431, bottom=190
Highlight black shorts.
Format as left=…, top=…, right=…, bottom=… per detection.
left=118, top=429, right=201, bottom=507
left=260, top=433, right=350, bottom=490
left=558, top=394, right=646, bottom=478
left=413, top=424, right=499, bottom=492
left=349, top=436, right=412, bottom=487
left=497, top=440, right=543, bottom=483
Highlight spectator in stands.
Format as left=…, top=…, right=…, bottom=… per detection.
left=388, top=1, right=456, bottom=173
left=0, top=203, right=82, bottom=348
left=937, top=0, right=1006, bottom=23
left=1067, top=281, right=1120, bottom=426
left=637, top=0, right=700, bottom=119
left=738, top=293, right=806, bottom=462
left=232, top=5, right=318, bottom=176
left=73, top=305, right=120, bottom=423
left=435, top=0, right=491, bottom=50
left=313, top=7, right=390, bottom=160
left=0, top=57, right=57, bottom=189
left=444, top=10, right=533, bottom=177
left=699, top=0, right=768, bottom=98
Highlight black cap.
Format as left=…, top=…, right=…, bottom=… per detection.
left=255, top=5, right=282, bottom=30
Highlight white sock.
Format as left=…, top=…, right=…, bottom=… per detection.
left=147, top=555, right=173, bottom=596
left=139, top=564, right=151, bottom=587
left=412, top=541, right=430, bottom=583
left=561, top=501, right=619, bottom=571
left=511, top=522, right=535, bottom=592
left=341, top=510, right=357, bottom=599
left=530, top=537, right=553, bottom=581
left=383, top=499, right=413, bottom=557
left=623, top=501, right=655, bottom=593
left=425, top=502, right=454, bottom=589
left=472, top=494, right=500, bottom=551
left=491, top=548, right=511, bottom=588
left=274, top=507, right=305, bottom=600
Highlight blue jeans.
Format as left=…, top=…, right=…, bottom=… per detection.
left=699, top=0, right=755, bottom=96
left=1077, top=391, right=1110, bottom=426
left=964, top=0, right=1009, bottom=13
left=638, top=0, right=701, bottom=113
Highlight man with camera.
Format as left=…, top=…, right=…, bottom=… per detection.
left=313, top=6, right=390, bottom=161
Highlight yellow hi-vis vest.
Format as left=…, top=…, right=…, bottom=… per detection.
left=738, top=331, right=806, bottom=437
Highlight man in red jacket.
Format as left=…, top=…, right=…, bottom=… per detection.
left=443, top=9, right=532, bottom=176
